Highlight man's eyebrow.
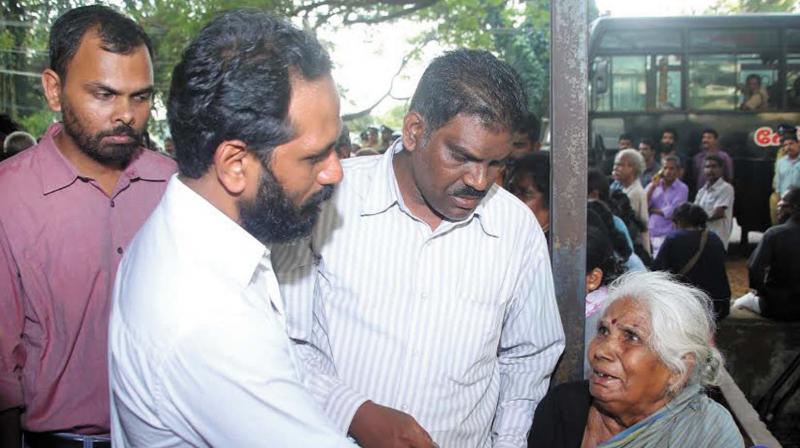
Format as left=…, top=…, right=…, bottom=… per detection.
left=132, top=86, right=155, bottom=96
left=84, top=81, right=119, bottom=95
left=448, top=141, right=483, bottom=161
left=83, top=82, right=154, bottom=96
left=307, top=140, right=336, bottom=161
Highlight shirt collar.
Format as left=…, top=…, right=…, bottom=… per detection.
left=39, top=123, right=174, bottom=195
left=166, top=175, right=269, bottom=291
left=359, top=139, right=499, bottom=238
left=705, top=177, right=723, bottom=190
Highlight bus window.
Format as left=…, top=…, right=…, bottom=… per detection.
left=654, top=55, right=681, bottom=110
left=689, top=55, right=736, bottom=109
left=593, top=55, right=646, bottom=111
left=688, top=53, right=777, bottom=110
left=599, top=29, right=681, bottom=52
left=689, top=29, right=778, bottom=51
left=787, top=54, right=800, bottom=109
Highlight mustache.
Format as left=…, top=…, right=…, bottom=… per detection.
left=97, top=124, right=139, bottom=141
left=453, top=185, right=487, bottom=199
left=300, top=184, right=335, bottom=212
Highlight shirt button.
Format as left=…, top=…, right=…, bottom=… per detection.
left=110, top=200, right=115, bottom=207
left=117, top=247, right=123, bottom=255
left=420, top=293, right=428, bottom=300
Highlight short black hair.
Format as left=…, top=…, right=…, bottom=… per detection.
left=515, top=112, right=541, bottom=143
left=168, top=10, right=332, bottom=178
left=704, top=154, right=724, bottom=168
left=673, top=203, right=708, bottom=229
left=661, top=128, right=678, bottom=140
left=49, top=5, right=153, bottom=81
left=409, top=49, right=527, bottom=136
left=702, top=128, right=718, bottom=139
left=619, top=133, right=633, bottom=142
left=587, top=168, right=610, bottom=202
left=662, top=154, right=682, bottom=168
left=639, top=138, right=654, bottom=149
left=784, top=187, right=800, bottom=218
left=505, top=152, right=550, bottom=209
left=586, top=224, right=623, bottom=286
left=746, top=73, right=762, bottom=84
left=587, top=200, right=632, bottom=260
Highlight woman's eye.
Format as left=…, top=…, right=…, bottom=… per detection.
left=625, top=330, right=641, bottom=342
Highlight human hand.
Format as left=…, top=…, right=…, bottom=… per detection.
left=349, top=401, right=436, bottom=448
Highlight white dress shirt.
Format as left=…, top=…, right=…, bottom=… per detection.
left=275, top=143, right=565, bottom=448
left=109, top=175, right=354, bottom=447
left=695, top=177, right=735, bottom=250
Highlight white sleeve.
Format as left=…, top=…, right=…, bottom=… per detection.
left=154, top=311, right=356, bottom=447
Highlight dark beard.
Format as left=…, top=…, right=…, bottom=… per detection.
left=61, top=100, right=142, bottom=168
left=238, top=160, right=334, bottom=245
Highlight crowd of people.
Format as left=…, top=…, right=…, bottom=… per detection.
left=573, top=125, right=799, bottom=322
left=0, top=4, right=785, bottom=448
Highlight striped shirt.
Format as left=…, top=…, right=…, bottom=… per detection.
left=275, top=144, right=565, bottom=448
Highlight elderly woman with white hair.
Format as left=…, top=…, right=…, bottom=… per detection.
left=611, top=149, right=651, bottom=256
left=528, top=271, right=743, bottom=448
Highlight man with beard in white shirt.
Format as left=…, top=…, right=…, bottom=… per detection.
left=108, top=11, right=365, bottom=447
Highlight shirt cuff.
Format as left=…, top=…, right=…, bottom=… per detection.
left=0, top=374, right=23, bottom=411
left=324, top=383, right=369, bottom=436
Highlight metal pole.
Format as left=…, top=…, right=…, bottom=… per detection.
left=550, top=0, right=588, bottom=383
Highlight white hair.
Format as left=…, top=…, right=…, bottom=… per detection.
left=601, top=271, right=723, bottom=391
left=615, top=148, right=645, bottom=178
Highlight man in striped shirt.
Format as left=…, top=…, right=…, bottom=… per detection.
left=277, top=49, right=565, bottom=448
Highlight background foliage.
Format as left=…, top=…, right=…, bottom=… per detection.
left=5, top=0, right=787, bottom=142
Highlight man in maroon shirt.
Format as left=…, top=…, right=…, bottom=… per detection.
left=0, top=6, right=176, bottom=447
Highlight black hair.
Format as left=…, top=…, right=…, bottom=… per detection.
left=505, top=152, right=550, bottom=209
left=702, top=128, right=719, bottom=139
left=409, top=49, right=527, bottom=136
left=515, top=112, right=541, bottom=143
left=783, top=186, right=800, bottom=219
left=704, top=154, right=724, bottom=168
left=746, top=73, right=762, bottom=84
left=673, top=202, right=708, bottom=229
left=49, top=5, right=153, bottom=81
left=586, top=224, right=623, bottom=286
left=587, top=168, right=610, bottom=202
left=662, top=154, right=682, bottom=168
left=587, top=200, right=632, bottom=260
left=661, top=128, right=678, bottom=141
left=168, top=10, right=332, bottom=178
left=639, top=138, right=654, bottom=149
left=619, top=133, right=633, bottom=142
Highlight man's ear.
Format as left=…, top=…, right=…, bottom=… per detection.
left=212, top=140, right=254, bottom=196
left=41, top=69, right=63, bottom=112
left=402, top=111, right=426, bottom=153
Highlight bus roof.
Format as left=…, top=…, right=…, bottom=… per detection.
left=589, top=14, right=800, bottom=54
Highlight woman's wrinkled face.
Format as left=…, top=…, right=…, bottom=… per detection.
left=588, top=298, right=678, bottom=424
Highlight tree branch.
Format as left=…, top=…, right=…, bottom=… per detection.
left=342, top=36, right=432, bottom=121
left=342, top=0, right=437, bottom=25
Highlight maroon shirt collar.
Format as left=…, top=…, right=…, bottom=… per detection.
left=37, top=123, right=174, bottom=195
